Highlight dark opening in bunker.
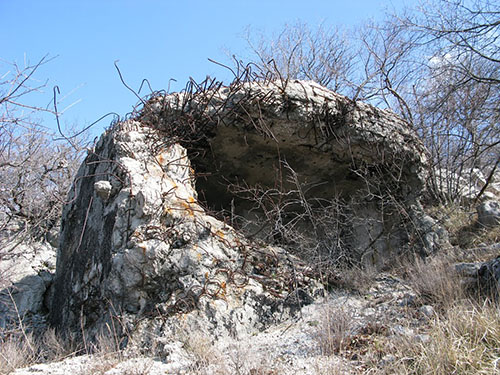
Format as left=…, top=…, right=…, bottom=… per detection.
left=187, top=122, right=368, bottom=243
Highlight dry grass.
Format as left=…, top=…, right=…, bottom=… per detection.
left=427, top=204, right=473, bottom=247
left=0, top=327, right=79, bottom=375
left=0, top=340, right=153, bottom=375
left=184, top=336, right=277, bottom=375
left=387, top=224, right=500, bottom=374
left=180, top=331, right=219, bottom=365
left=326, top=264, right=379, bottom=293
left=311, top=358, right=352, bottom=375
left=73, top=321, right=138, bottom=375
left=72, top=355, right=154, bottom=375
left=476, top=224, right=500, bottom=247
left=405, top=255, right=464, bottom=309
left=389, top=301, right=500, bottom=374
left=0, top=331, right=39, bottom=374
left=0, top=315, right=131, bottom=375
left=76, top=355, right=121, bottom=375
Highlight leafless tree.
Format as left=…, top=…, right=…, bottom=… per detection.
left=357, top=11, right=499, bottom=204
left=242, top=21, right=356, bottom=93
left=401, top=0, right=500, bottom=85
left=239, top=0, right=499, bottom=205
left=398, top=0, right=500, bottom=204
left=0, top=56, right=83, bottom=249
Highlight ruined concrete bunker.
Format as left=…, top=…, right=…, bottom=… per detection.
left=140, top=79, right=430, bottom=265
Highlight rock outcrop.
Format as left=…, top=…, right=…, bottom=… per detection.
left=49, top=80, right=444, bottom=346
left=433, top=167, right=500, bottom=203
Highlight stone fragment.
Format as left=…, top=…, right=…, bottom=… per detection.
left=94, top=180, right=112, bottom=201
left=478, top=256, right=500, bottom=294
left=0, top=242, right=55, bottom=328
left=379, top=354, right=396, bottom=367
left=414, top=334, right=431, bottom=343
left=477, top=199, right=500, bottom=227
left=455, top=252, right=500, bottom=297
left=419, top=305, right=435, bottom=319
left=390, top=325, right=414, bottom=337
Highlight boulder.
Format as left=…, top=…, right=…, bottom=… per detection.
left=477, top=200, right=500, bottom=227
left=477, top=256, right=500, bottom=295
left=0, top=241, right=55, bottom=330
left=455, top=247, right=500, bottom=297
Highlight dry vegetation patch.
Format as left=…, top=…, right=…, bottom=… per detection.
left=388, top=301, right=500, bottom=375
left=428, top=204, right=500, bottom=254
left=0, top=327, right=79, bottom=375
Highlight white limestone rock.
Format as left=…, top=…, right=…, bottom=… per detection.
left=477, top=199, right=500, bottom=227
left=94, top=180, right=113, bottom=200
left=0, top=242, right=55, bottom=328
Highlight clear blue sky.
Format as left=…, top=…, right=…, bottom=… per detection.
left=1, top=0, right=417, bottom=137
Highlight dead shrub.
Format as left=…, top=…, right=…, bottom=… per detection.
left=316, top=306, right=353, bottom=356
left=0, top=326, right=79, bottom=374
left=406, top=255, right=463, bottom=309
left=0, top=331, right=39, bottom=374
